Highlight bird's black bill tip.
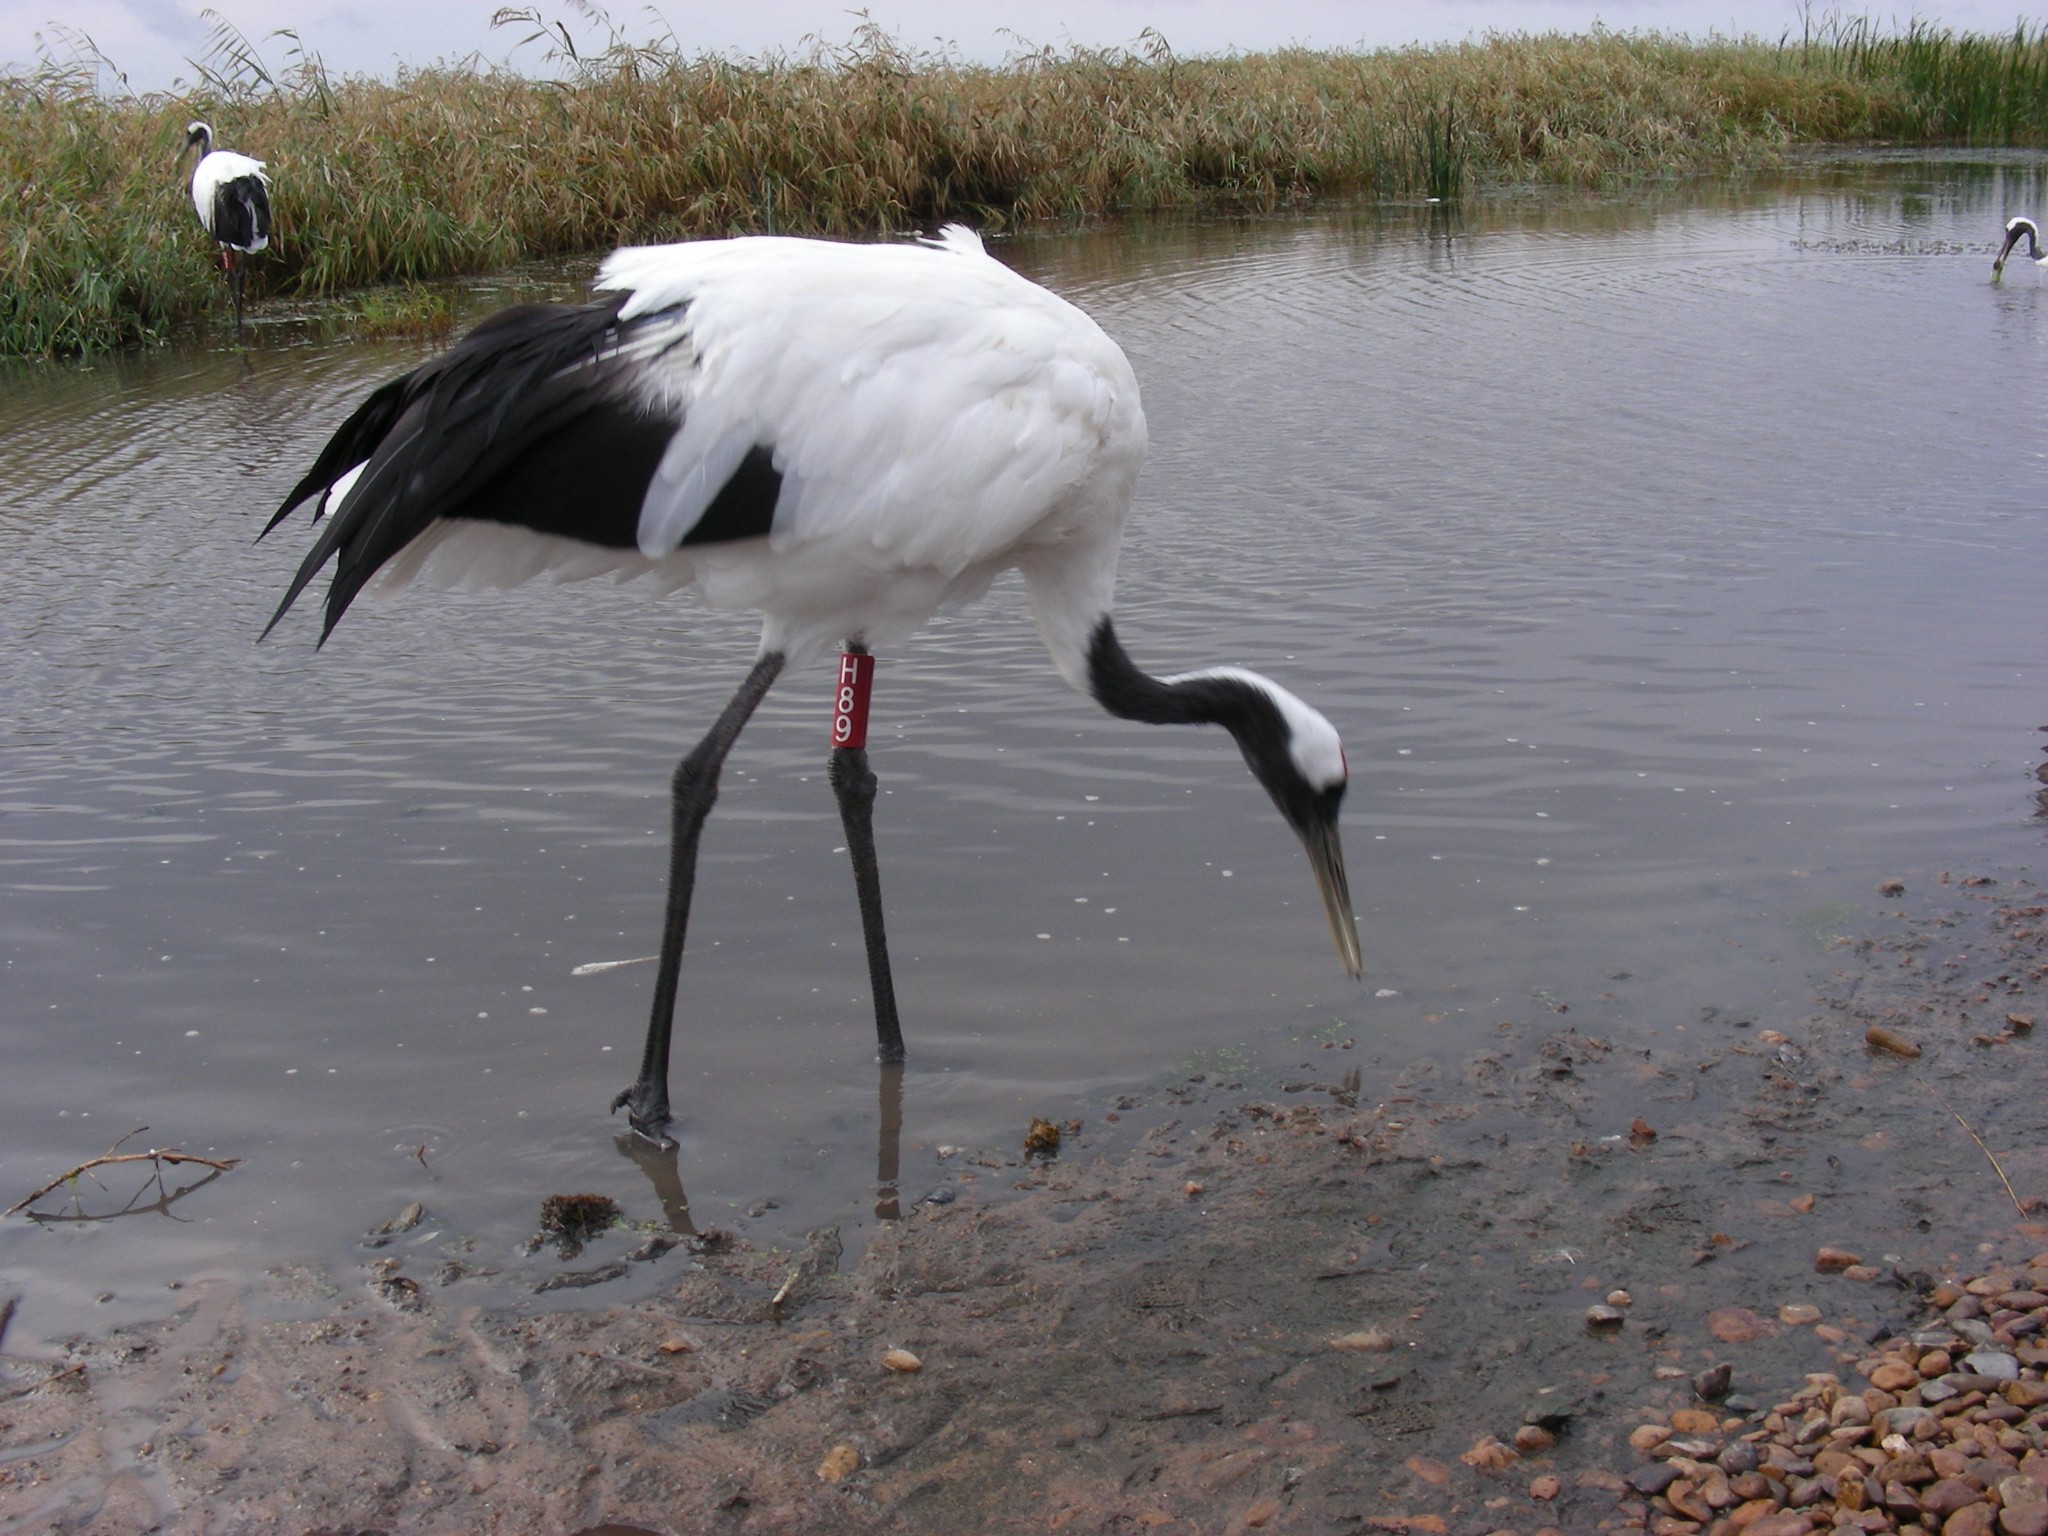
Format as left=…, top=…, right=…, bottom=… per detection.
left=1300, top=817, right=1364, bottom=980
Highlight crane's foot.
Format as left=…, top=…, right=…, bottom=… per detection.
left=610, top=1080, right=676, bottom=1149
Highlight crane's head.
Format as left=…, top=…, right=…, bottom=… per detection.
left=181, top=121, right=212, bottom=162
left=1137, top=665, right=1364, bottom=979
left=1085, top=621, right=1364, bottom=978
left=1211, top=672, right=1364, bottom=980
left=1994, top=216, right=2040, bottom=277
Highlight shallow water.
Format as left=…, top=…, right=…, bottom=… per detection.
left=2, top=151, right=2044, bottom=1343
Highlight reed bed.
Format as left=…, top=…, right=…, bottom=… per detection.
left=6, top=18, right=2048, bottom=355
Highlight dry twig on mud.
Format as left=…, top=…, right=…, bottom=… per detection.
left=1947, top=1104, right=2030, bottom=1217
left=5, top=1127, right=242, bottom=1217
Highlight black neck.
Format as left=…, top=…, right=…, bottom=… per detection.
left=1087, top=617, right=1251, bottom=729
left=1085, top=616, right=1332, bottom=836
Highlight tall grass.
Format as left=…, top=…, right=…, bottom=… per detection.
left=1792, top=12, right=2048, bottom=142
left=5, top=16, right=2048, bottom=356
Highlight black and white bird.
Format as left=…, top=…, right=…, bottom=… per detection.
left=181, top=120, right=272, bottom=335
left=261, top=226, right=1363, bottom=1142
left=1994, top=216, right=2043, bottom=278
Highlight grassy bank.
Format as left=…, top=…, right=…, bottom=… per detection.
left=5, top=18, right=2048, bottom=355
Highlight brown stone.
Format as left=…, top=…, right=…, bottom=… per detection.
left=1883, top=1480, right=1925, bottom=1518
left=1674, top=1408, right=1722, bottom=1434
left=1872, top=1361, right=1921, bottom=1393
left=2002, top=1503, right=2048, bottom=1536
left=1999, top=1474, right=2048, bottom=1512
left=1945, top=1503, right=1997, bottom=1536
left=1746, top=1515, right=1818, bottom=1535
left=1727, top=1499, right=1784, bottom=1528
left=1460, top=1436, right=1517, bottom=1471
left=1668, top=1478, right=1714, bottom=1521
left=1921, top=1476, right=1988, bottom=1517
left=1710, top=1307, right=1781, bottom=1343
left=1529, top=1473, right=1561, bottom=1501
left=1404, top=1456, right=1452, bottom=1486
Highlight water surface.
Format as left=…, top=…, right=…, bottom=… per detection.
left=3, top=150, right=2045, bottom=1341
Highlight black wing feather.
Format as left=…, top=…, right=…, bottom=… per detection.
left=263, top=294, right=651, bottom=643
left=211, top=175, right=270, bottom=251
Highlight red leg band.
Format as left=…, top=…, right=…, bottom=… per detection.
left=830, top=651, right=874, bottom=750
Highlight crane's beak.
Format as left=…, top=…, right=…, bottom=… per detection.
left=1299, top=815, right=1363, bottom=979
left=1995, top=229, right=2023, bottom=277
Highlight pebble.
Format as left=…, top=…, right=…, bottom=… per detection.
left=1329, top=1328, right=1394, bottom=1352
left=882, top=1348, right=923, bottom=1373
left=1966, top=1349, right=2022, bottom=1381
left=1780, top=1303, right=1824, bottom=1326
left=1586, top=1303, right=1626, bottom=1328
left=1629, top=1462, right=1682, bottom=1495
left=1459, top=1435, right=1518, bottom=1470
left=1865, top=1023, right=1922, bottom=1056
left=1617, top=1252, right=2048, bottom=1536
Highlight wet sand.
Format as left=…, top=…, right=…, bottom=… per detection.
left=3, top=867, right=2045, bottom=1535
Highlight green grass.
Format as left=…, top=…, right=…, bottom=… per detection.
left=5, top=15, right=2048, bottom=356
left=342, top=282, right=456, bottom=339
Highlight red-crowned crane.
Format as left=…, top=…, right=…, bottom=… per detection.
left=261, top=226, right=1363, bottom=1144
left=181, top=120, right=271, bottom=336
left=1995, top=216, right=2043, bottom=278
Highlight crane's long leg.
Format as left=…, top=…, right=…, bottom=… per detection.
left=830, top=741, right=905, bottom=1063
left=227, top=250, right=245, bottom=339
left=827, top=643, right=905, bottom=1065
left=613, top=651, right=785, bottom=1142
left=874, top=1062, right=904, bottom=1220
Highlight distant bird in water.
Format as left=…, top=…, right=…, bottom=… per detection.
left=181, top=121, right=271, bottom=335
left=260, top=226, right=1363, bottom=1143
left=1994, top=216, right=2042, bottom=278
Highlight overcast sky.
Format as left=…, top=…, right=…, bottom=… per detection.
left=4, top=0, right=2043, bottom=95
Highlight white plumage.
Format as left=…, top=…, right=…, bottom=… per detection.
left=384, top=229, right=1141, bottom=682
left=264, top=226, right=1361, bottom=1142
left=181, top=120, right=272, bottom=334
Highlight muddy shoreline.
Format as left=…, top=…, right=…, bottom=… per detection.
left=3, top=869, right=2045, bottom=1535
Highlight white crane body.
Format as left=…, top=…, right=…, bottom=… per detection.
left=264, top=226, right=1359, bottom=1142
